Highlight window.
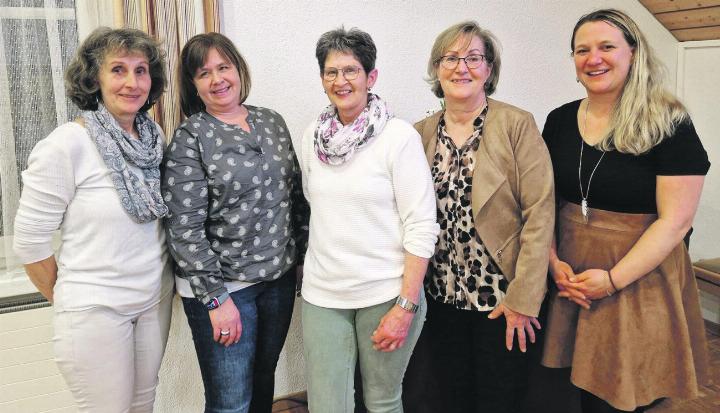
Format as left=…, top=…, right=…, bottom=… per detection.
left=0, top=0, right=79, bottom=298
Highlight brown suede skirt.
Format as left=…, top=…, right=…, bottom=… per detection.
left=541, top=202, right=710, bottom=411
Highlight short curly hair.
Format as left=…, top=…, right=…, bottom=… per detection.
left=427, top=21, right=501, bottom=98
left=65, top=27, right=166, bottom=112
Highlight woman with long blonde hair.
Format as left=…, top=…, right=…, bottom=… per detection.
left=541, top=9, right=710, bottom=413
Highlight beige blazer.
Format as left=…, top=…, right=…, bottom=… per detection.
left=415, top=98, right=555, bottom=317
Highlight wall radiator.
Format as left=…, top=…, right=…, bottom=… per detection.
left=0, top=294, right=76, bottom=413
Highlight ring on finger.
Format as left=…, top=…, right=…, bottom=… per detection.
left=220, top=330, right=230, bottom=336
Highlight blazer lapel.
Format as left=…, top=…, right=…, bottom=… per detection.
left=471, top=98, right=507, bottom=218
left=420, top=112, right=441, bottom=164
left=471, top=143, right=506, bottom=218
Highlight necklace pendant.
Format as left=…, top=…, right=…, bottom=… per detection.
left=581, top=198, right=589, bottom=223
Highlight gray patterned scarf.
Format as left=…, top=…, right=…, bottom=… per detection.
left=82, top=103, right=168, bottom=223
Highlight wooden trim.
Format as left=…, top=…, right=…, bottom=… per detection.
left=272, top=391, right=307, bottom=412
left=697, top=277, right=720, bottom=297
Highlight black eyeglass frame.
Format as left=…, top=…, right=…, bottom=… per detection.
left=435, top=54, right=489, bottom=70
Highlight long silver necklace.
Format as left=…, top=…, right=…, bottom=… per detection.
left=578, top=99, right=606, bottom=223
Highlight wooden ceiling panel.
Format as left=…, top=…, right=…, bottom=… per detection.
left=639, top=0, right=720, bottom=40
left=640, top=0, right=720, bottom=13
left=655, top=7, right=720, bottom=30
left=672, top=25, right=720, bottom=40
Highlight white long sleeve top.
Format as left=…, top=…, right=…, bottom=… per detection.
left=297, top=118, right=439, bottom=309
left=13, top=122, right=173, bottom=314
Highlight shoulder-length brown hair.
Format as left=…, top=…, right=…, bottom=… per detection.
left=178, top=32, right=251, bottom=117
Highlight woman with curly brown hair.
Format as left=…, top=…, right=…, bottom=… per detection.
left=13, top=27, right=172, bottom=412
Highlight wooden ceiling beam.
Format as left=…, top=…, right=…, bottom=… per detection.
left=671, top=25, right=720, bottom=40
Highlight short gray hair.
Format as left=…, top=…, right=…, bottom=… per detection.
left=315, top=27, right=377, bottom=74
left=65, top=27, right=166, bottom=112
left=426, top=21, right=501, bottom=98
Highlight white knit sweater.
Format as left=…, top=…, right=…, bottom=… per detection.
left=13, top=122, right=173, bottom=314
left=297, top=118, right=439, bottom=309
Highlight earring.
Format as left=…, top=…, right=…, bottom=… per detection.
left=576, top=78, right=580, bottom=83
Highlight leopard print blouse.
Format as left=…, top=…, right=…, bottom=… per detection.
left=427, top=108, right=508, bottom=311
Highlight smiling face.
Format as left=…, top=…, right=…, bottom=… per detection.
left=573, top=21, right=634, bottom=101
left=97, top=50, right=151, bottom=129
left=193, top=47, right=243, bottom=115
left=321, top=50, right=377, bottom=125
left=437, top=35, right=491, bottom=105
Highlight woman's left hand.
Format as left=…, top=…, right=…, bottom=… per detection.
left=488, top=304, right=541, bottom=352
left=568, top=269, right=614, bottom=300
left=371, top=306, right=415, bottom=352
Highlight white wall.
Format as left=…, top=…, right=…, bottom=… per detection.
left=155, top=1, right=680, bottom=411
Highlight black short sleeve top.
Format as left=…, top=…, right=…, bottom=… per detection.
left=542, top=100, right=710, bottom=214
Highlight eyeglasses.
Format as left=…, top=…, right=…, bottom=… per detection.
left=322, top=66, right=363, bottom=81
left=436, top=54, right=488, bottom=70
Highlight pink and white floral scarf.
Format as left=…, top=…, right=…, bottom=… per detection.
left=313, top=93, right=393, bottom=165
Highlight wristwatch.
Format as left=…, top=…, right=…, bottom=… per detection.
left=205, top=292, right=230, bottom=311
left=395, top=296, right=419, bottom=313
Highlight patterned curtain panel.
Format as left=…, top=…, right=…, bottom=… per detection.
left=0, top=0, right=80, bottom=298
left=119, top=0, right=219, bottom=137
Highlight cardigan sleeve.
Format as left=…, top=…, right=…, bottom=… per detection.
left=14, top=130, right=77, bottom=263
left=501, top=111, right=555, bottom=317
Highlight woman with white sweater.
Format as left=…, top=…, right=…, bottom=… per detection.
left=13, top=28, right=173, bottom=412
left=298, top=27, right=439, bottom=413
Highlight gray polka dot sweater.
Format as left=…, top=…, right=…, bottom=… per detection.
left=162, top=106, right=309, bottom=304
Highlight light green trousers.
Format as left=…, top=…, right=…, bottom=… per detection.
left=302, top=295, right=426, bottom=413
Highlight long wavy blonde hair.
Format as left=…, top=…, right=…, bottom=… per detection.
left=572, top=9, right=688, bottom=155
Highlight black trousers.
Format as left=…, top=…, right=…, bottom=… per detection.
left=403, top=296, right=538, bottom=413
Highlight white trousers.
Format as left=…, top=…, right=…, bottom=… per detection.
left=53, top=292, right=172, bottom=413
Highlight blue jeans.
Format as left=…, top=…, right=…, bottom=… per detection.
left=182, top=269, right=296, bottom=413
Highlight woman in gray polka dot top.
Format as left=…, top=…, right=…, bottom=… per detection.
left=162, top=33, right=309, bottom=413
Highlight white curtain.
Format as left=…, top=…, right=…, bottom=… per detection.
left=0, top=0, right=84, bottom=298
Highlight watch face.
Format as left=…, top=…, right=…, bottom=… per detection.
left=206, top=297, right=219, bottom=310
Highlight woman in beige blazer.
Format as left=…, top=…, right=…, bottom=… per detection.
left=403, top=21, right=555, bottom=413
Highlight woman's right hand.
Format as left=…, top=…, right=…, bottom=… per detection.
left=209, top=298, right=242, bottom=347
left=550, top=258, right=591, bottom=309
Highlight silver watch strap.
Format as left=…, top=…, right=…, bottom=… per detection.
left=395, top=296, right=419, bottom=313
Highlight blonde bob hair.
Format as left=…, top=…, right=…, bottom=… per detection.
left=572, top=9, right=688, bottom=154
left=426, top=21, right=501, bottom=98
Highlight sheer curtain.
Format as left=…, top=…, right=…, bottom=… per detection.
left=0, top=0, right=81, bottom=298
